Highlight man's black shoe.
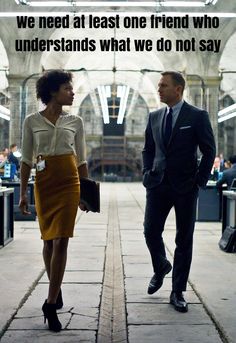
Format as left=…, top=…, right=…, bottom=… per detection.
left=147, top=261, right=172, bottom=295
left=170, top=291, right=188, bottom=313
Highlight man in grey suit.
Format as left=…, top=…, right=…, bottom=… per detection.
left=142, top=71, right=216, bottom=312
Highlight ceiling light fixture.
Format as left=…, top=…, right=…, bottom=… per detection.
left=1, top=12, right=235, bottom=17
left=218, top=103, right=236, bottom=123
left=158, top=1, right=205, bottom=7
left=29, top=1, right=73, bottom=6
left=117, top=85, right=130, bottom=124
left=98, top=85, right=110, bottom=124
left=218, top=111, right=236, bottom=123
left=0, top=105, right=10, bottom=121
left=17, top=1, right=207, bottom=7
left=0, top=113, right=10, bottom=121
left=218, top=103, right=236, bottom=117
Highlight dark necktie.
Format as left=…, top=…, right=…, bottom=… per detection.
left=164, top=107, right=173, bottom=146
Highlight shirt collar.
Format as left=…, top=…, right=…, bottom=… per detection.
left=167, top=99, right=184, bottom=113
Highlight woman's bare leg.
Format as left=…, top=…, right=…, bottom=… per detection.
left=47, top=237, right=69, bottom=304
left=43, top=240, right=53, bottom=280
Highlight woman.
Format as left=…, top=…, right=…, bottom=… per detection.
left=19, top=70, right=88, bottom=332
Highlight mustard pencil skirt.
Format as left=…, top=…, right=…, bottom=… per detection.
left=34, top=154, right=80, bottom=241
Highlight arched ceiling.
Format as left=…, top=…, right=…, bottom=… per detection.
left=40, top=23, right=184, bottom=106
left=0, top=0, right=236, bottom=111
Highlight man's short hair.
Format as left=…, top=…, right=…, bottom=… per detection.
left=161, top=71, right=186, bottom=93
left=10, top=143, right=17, bottom=150
left=229, top=155, right=236, bottom=164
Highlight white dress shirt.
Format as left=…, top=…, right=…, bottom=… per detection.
left=21, top=112, right=87, bottom=168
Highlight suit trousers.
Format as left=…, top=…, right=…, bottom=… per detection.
left=144, top=181, right=199, bottom=292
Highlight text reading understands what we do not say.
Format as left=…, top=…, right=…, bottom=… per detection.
left=15, top=14, right=221, bottom=53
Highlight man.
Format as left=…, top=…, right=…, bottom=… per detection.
left=8, top=143, right=20, bottom=170
left=142, top=71, right=216, bottom=312
left=216, top=155, right=236, bottom=189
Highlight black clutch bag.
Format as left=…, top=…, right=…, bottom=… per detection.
left=80, top=178, right=100, bottom=213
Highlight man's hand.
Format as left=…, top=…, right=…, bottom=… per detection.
left=19, top=195, right=31, bottom=215
left=79, top=202, right=89, bottom=212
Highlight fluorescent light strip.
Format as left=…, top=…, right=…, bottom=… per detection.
left=0, top=12, right=69, bottom=16
left=0, top=110, right=10, bottom=121
left=1, top=12, right=235, bottom=17
left=147, top=11, right=225, bottom=16
left=117, top=85, right=124, bottom=98
left=162, top=1, right=204, bottom=6
left=102, top=85, right=110, bottom=124
left=218, top=111, right=236, bottom=123
left=117, top=86, right=126, bottom=124
left=28, top=1, right=206, bottom=7
left=117, top=85, right=130, bottom=124
left=0, top=105, right=10, bottom=115
left=105, top=85, right=111, bottom=98
left=121, top=85, right=130, bottom=124
left=0, top=113, right=10, bottom=121
left=29, top=1, right=73, bottom=5
left=15, top=0, right=29, bottom=4
left=218, top=103, right=236, bottom=117
left=98, top=85, right=109, bottom=124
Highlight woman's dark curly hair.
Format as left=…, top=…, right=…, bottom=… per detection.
left=36, top=70, right=73, bottom=105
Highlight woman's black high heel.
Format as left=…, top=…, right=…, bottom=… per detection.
left=42, top=300, right=62, bottom=332
left=56, top=289, right=63, bottom=310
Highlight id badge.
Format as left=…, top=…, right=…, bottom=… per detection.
left=36, top=159, right=46, bottom=171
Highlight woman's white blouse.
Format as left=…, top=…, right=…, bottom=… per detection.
left=21, top=112, right=87, bottom=168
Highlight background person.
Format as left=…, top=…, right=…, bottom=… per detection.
left=216, top=155, right=236, bottom=189
left=0, top=150, right=8, bottom=169
left=224, top=159, right=231, bottom=170
left=142, top=71, right=216, bottom=313
left=8, top=143, right=20, bottom=170
left=19, top=70, right=88, bottom=332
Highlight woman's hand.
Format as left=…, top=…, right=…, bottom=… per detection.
left=19, top=194, right=31, bottom=215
